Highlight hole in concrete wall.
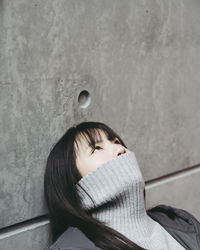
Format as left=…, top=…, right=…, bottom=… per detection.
left=78, top=90, right=91, bottom=108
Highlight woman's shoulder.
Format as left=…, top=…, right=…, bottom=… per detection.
left=48, top=226, right=101, bottom=250
left=147, top=204, right=200, bottom=249
left=147, top=204, right=200, bottom=230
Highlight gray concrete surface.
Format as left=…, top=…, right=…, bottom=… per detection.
left=0, top=0, right=200, bottom=248
left=0, top=221, right=50, bottom=250
left=146, top=166, right=200, bottom=220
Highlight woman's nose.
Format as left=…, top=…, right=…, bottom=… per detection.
left=116, top=145, right=128, bottom=156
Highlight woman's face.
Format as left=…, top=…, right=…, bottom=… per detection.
left=74, top=129, right=130, bottom=178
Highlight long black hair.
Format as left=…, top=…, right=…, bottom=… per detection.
left=44, top=121, right=146, bottom=250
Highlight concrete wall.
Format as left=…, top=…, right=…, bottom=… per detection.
left=1, top=0, right=200, bottom=249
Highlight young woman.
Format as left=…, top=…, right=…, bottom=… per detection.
left=44, top=121, right=200, bottom=250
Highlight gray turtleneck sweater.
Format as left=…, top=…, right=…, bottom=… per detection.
left=76, top=151, right=185, bottom=250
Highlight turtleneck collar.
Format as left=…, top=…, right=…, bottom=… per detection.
left=75, top=151, right=185, bottom=250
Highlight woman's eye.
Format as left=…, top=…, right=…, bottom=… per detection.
left=92, top=146, right=101, bottom=153
left=114, top=139, right=120, bottom=144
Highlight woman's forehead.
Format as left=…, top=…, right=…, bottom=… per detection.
left=75, top=129, right=105, bottom=146
left=74, top=129, right=111, bottom=153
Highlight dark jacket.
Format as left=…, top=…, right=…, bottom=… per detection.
left=49, top=204, right=200, bottom=250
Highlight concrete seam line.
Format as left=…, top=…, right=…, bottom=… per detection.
left=146, top=166, right=200, bottom=190
left=0, top=220, right=50, bottom=240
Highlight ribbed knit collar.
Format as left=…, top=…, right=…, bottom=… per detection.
left=75, top=151, right=185, bottom=250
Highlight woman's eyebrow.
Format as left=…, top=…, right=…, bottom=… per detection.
left=88, top=139, right=103, bottom=148
left=88, top=137, right=118, bottom=147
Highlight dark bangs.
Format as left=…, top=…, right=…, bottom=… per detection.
left=73, top=121, right=127, bottom=159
